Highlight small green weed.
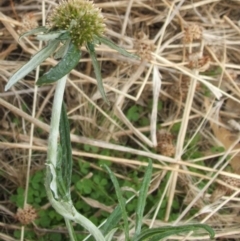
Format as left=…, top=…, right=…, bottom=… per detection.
left=10, top=170, right=47, bottom=208
left=11, top=170, right=66, bottom=240
left=127, top=105, right=142, bottom=122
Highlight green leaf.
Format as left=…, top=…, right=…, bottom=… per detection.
left=36, top=30, right=67, bottom=41
left=126, top=105, right=140, bottom=122
left=56, top=31, right=71, bottom=40
left=5, top=40, right=60, bottom=91
left=76, top=179, right=93, bottom=194
left=54, top=40, right=71, bottom=59
left=57, top=102, right=73, bottom=201
left=86, top=42, right=108, bottom=103
left=101, top=205, right=122, bottom=236
left=19, top=26, right=48, bottom=41
left=135, top=224, right=215, bottom=241
left=134, top=160, right=152, bottom=238
left=37, top=41, right=81, bottom=85
left=96, top=36, right=139, bottom=59
left=55, top=144, right=68, bottom=200
left=104, top=165, right=129, bottom=240
left=105, top=228, right=118, bottom=241
left=48, top=233, right=62, bottom=241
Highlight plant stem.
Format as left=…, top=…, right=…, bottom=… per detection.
left=65, top=218, right=78, bottom=241
left=45, top=74, right=105, bottom=241
left=45, top=74, right=67, bottom=200
left=47, top=74, right=67, bottom=170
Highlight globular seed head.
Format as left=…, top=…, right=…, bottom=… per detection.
left=48, top=0, right=105, bottom=47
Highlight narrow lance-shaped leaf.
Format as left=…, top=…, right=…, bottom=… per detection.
left=54, top=40, right=71, bottom=59
left=134, top=159, right=152, bottom=239
left=101, top=205, right=122, bottom=236
left=58, top=102, right=73, bottom=201
left=36, top=30, right=67, bottom=41
left=96, top=36, right=139, bottom=59
left=85, top=206, right=122, bottom=241
left=19, top=26, right=48, bottom=41
left=37, top=41, right=81, bottom=85
left=56, top=31, right=71, bottom=40
left=55, top=144, right=68, bottom=200
left=5, top=40, right=60, bottom=91
left=86, top=42, right=109, bottom=104
left=135, top=224, right=215, bottom=241
left=105, top=228, right=118, bottom=241
left=104, top=165, right=129, bottom=240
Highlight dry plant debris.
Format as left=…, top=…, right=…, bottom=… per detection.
left=15, top=204, right=38, bottom=225
left=156, top=129, right=175, bottom=157
left=1, top=0, right=240, bottom=240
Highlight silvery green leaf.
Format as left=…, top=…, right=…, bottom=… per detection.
left=56, top=31, right=71, bottom=40
left=54, top=40, right=71, bottom=59
left=19, top=26, right=48, bottom=41
left=105, top=228, right=118, bottom=241
left=86, top=42, right=109, bottom=103
left=37, top=41, right=81, bottom=85
left=36, top=30, right=67, bottom=41
left=135, top=224, right=215, bottom=241
left=97, top=36, right=140, bottom=59
left=5, top=40, right=60, bottom=91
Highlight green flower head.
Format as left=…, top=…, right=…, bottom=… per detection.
left=5, top=0, right=137, bottom=96
left=48, top=0, right=105, bottom=47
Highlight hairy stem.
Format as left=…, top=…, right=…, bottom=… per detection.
left=45, top=74, right=105, bottom=241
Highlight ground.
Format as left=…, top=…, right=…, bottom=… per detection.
left=0, top=0, right=240, bottom=240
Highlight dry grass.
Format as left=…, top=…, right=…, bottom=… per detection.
left=1, top=0, right=240, bottom=240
